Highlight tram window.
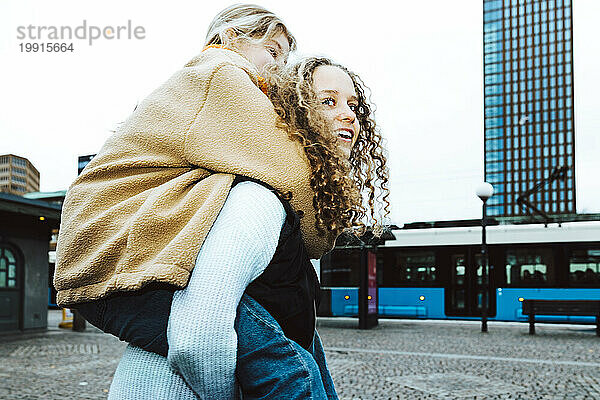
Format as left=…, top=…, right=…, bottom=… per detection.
left=569, top=249, right=600, bottom=286
left=505, top=248, right=555, bottom=286
left=320, top=249, right=360, bottom=287
left=387, top=251, right=437, bottom=286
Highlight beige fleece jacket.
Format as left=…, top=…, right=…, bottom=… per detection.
left=54, top=48, right=337, bottom=307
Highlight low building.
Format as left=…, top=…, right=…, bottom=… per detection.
left=23, top=190, right=67, bottom=308
left=0, top=193, right=60, bottom=333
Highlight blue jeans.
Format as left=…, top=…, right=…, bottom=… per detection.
left=103, top=291, right=338, bottom=399
left=236, top=294, right=338, bottom=399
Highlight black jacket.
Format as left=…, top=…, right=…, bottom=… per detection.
left=232, top=175, right=320, bottom=350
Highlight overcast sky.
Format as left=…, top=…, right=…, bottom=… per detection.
left=1, top=0, right=598, bottom=225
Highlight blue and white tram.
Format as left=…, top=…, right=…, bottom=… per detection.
left=319, top=221, right=600, bottom=323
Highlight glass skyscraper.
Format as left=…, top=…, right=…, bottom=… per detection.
left=483, top=0, right=575, bottom=217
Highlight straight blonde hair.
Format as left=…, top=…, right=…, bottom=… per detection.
left=205, top=4, right=296, bottom=52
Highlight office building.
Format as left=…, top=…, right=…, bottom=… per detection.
left=483, top=0, right=575, bottom=217
left=0, top=154, right=40, bottom=195
left=78, top=154, right=95, bottom=175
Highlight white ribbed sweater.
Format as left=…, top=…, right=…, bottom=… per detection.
left=109, top=181, right=286, bottom=399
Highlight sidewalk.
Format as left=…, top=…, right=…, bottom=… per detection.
left=1, top=311, right=599, bottom=399
left=0, top=311, right=124, bottom=400
left=318, top=318, right=600, bottom=399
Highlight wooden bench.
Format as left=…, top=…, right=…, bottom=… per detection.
left=522, top=299, right=600, bottom=336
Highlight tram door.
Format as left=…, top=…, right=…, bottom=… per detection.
left=445, top=249, right=495, bottom=317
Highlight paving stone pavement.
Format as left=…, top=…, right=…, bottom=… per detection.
left=1, top=311, right=599, bottom=399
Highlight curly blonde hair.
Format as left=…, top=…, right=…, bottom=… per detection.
left=264, top=57, right=391, bottom=239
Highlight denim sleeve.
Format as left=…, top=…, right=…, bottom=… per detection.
left=166, top=181, right=285, bottom=399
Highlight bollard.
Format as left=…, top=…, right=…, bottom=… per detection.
left=72, top=309, right=87, bottom=332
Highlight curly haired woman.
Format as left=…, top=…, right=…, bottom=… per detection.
left=53, top=4, right=390, bottom=399
left=103, top=55, right=389, bottom=399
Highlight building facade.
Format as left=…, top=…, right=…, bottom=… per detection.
left=483, top=0, right=575, bottom=217
left=77, top=154, right=95, bottom=175
left=0, top=193, right=61, bottom=332
left=0, top=154, right=40, bottom=195
left=23, top=190, right=67, bottom=308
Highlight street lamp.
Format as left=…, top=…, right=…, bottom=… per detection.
left=476, top=182, right=494, bottom=333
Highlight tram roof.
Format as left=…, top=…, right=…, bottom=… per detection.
left=386, top=220, right=600, bottom=247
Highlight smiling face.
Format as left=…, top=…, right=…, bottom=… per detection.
left=232, top=31, right=291, bottom=73
left=312, top=65, right=360, bottom=160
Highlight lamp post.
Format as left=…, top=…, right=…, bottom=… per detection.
left=476, top=182, right=494, bottom=333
